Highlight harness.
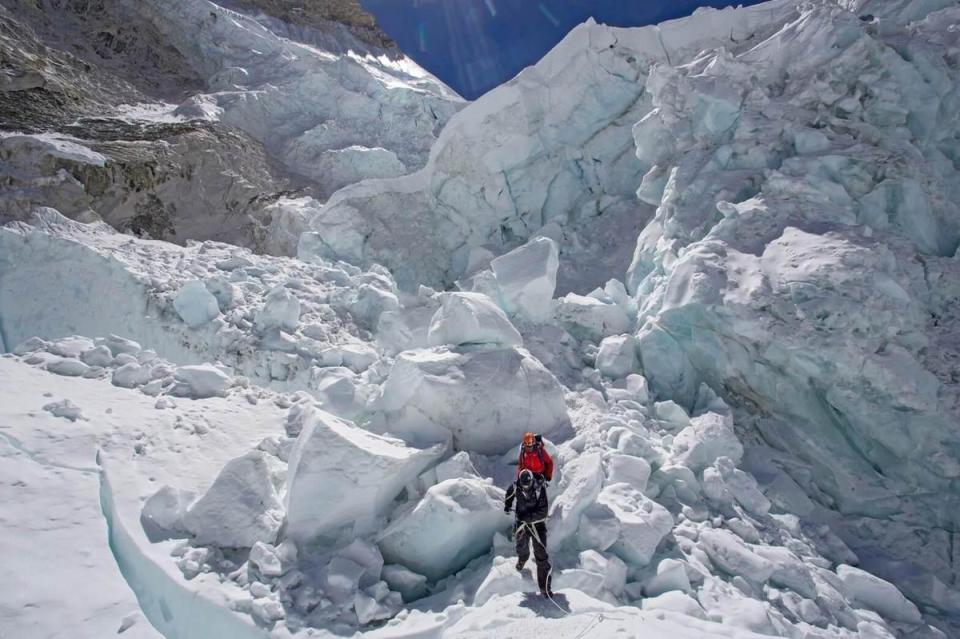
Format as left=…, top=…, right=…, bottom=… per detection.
left=515, top=517, right=547, bottom=547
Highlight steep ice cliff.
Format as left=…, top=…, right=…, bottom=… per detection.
left=300, top=0, right=960, bottom=616
left=300, top=1, right=800, bottom=291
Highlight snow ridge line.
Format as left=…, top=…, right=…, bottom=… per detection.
left=96, top=449, right=269, bottom=639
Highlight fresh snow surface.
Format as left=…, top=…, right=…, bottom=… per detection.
left=3, top=0, right=960, bottom=638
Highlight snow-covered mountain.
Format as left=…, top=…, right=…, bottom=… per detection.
left=1, top=1, right=959, bottom=638
left=0, top=0, right=462, bottom=249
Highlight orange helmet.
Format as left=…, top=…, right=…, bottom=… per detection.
left=522, top=432, right=536, bottom=447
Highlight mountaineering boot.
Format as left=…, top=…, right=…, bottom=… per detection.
left=515, top=558, right=526, bottom=572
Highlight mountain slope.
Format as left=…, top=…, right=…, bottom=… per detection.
left=0, top=0, right=462, bottom=247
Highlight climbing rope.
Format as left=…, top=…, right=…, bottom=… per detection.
left=570, top=612, right=603, bottom=639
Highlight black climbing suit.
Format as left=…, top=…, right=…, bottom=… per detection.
left=504, top=479, right=552, bottom=593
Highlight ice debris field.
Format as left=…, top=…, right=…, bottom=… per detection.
left=2, top=0, right=960, bottom=638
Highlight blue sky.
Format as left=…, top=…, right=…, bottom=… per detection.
left=361, top=0, right=766, bottom=99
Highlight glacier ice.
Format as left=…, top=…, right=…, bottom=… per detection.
left=283, top=406, right=444, bottom=543
left=4, top=0, right=960, bottom=636
left=554, top=293, right=632, bottom=342
left=171, top=364, right=231, bottom=399
left=604, top=453, right=651, bottom=493
left=254, top=286, right=301, bottom=334
left=643, top=558, right=693, bottom=597
left=181, top=451, right=284, bottom=548
left=248, top=541, right=287, bottom=578
left=378, top=478, right=510, bottom=581
left=173, top=281, right=220, bottom=328
left=488, top=237, right=559, bottom=323
left=698, top=528, right=774, bottom=584
left=301, top=3, right=801, bottom=290
left=141, top=485, right=195, bottom=538
left=595, top=334, right=638, bottom=379
left=381, top=564, right=428, bottom=603
left=625, top=0, right=960, bottom=557
left=426, top=292, right=522, bottom=348
left=596, top=483, right=673, bottom=566
left=432, top=451, right=481, bottom=485
left=578, top=549, right=628, bottom=596
left=335, top=539, right=385, bottom=590
left=837, top=564, right=922, bottom=625
left=369, top=347, right=570, bottom=454
left=671, top=412, right=743, bottom=473
left=549, top=452, right=604, bottom=548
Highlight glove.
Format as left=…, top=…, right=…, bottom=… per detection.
left=504, top=505, right=511, bottom=513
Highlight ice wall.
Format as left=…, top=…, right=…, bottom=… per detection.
left=627, top=0, right=960, bottom=591
left=299, top=1, right=799, bottom=291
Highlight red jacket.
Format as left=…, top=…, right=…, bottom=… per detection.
left=517, top=445, right=553, bottom=481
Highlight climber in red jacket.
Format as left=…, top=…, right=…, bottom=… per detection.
left=517, top=432, right=553, bottom=482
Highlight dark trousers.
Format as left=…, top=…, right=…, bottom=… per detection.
left=515, top=520, right=551, bottom=592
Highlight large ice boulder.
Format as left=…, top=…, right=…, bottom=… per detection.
left=604, top=454, right=651, bottom=492
left=354, top=584, right=403, bottom=625
left=489, top=237, right=559, bottom=323
left=698, top=529, right=773, bottom=584
left=335, top=539, right=384, bottom=589
left=751, top=546, right=816, bottom=599
left=141, top=485, right=195, bottom=538
left=376, top=293, right=441, bottom=356
left=642, top=558, right=693, bottom=597
left=382, top=564, right=428, bottom=602
left=182, top=451, right=284, bottom=548
left=836, top=564, right=922, bottom=624
left=284, top=408, right=444, bottom=543
left=254, top=286, right=300, bottom=333
left=595, top=334, right=637, bottom=378
left=671, top=411, right=743, bottom=472
left=171, top=364, right=231, bottom=399
left=550, top=452, right=604, bottom=548
left=596, top=483, right=673, bottom=566
left=173, top=280, right=220, bottom=328
left=426, top=292, right=522, bottom=348
left=378, top=478, right=510, bottom=580
left=579, top=550, right=628, bottom=595
left=702, top=457, right=770, bottom=516
left=554, top=294, right=632, bottom=341
left=369, top=347, right=570, bottom=455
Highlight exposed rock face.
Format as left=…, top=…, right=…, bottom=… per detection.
left=0, top=3, right=287, bottom=244
left=227, top=0, right=397, bottom=50
left=0, top=0, right=461, bottom=248
left=0, top=123, right=289, bottom=247
left=1, top=0, right=204, bottom=102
